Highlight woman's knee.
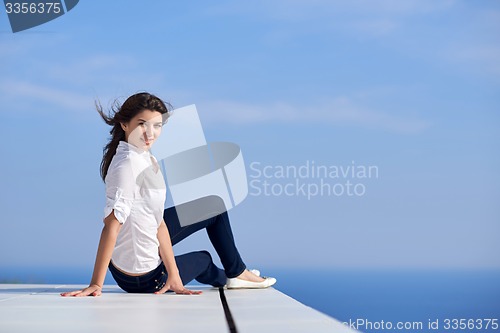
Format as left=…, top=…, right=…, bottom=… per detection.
left=197, top=250, right=212, bottom=262
left=192, top=250, right=215, bottom=272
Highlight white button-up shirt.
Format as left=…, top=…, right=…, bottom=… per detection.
left=104, top=141, right=166, bottom=274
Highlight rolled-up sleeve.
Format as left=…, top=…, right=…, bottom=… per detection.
left=104, top=159, right=136, bottom=224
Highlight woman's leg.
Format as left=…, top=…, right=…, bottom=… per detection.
left=163, top=207, right=246, bottom=278
left=109, top=253, right=226, bottom=292
left=175, top=251, right=226, bottom=287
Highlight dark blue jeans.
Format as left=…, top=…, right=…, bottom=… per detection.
left=109, top=209, right=246, bottom=293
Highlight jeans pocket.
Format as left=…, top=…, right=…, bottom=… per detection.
left=154, top=269, right=168, bottom=291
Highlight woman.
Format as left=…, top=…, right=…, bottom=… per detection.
left=61, top=92, right=275, bottom=297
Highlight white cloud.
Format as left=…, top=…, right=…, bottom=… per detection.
left=205, top=0, right=455, bottom=21
left=0, top=36, right=41, bottom=58
left=451, top=45, right=500, bottom=76
left=197, top=97, right=431, bottom=134
left=206, top=0, right=499, bottom=77
left=46, top=54, right=136, bottom=85
left=439, top=9, right=500, bottom=77
left=0, top=49, right=171, bottom=116
left=0, top=80, right=92, bottom=112
left=346, top=19, right=398, bottom=37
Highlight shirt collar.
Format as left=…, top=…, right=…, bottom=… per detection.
left=118, top=141, right=151, bottom=158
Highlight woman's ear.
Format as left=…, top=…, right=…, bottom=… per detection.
left=120, top=122, right=128, bottom=131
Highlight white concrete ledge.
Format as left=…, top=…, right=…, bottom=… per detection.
left=0, top=284, right=356, bottom=333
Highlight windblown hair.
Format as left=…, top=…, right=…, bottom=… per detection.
left=96, top=92, right=171, bottom=182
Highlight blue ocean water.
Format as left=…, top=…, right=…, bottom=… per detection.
left=1, top=267, right=499, bottom=333
left=271, top=269, right=500, bottom=333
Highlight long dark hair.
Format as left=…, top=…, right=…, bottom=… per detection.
left=96, top=92, right=171, bottom=182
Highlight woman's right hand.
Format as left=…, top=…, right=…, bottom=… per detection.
left=60, top=284, right=102, bottom=297
left=60, top=213, right=121, bottom=298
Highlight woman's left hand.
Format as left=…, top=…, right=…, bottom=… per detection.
left=154, top=273, right=202, bottom=295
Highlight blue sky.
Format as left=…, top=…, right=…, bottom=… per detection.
left=0, top=0, right=499, bottom=273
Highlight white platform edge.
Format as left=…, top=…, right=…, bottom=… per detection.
left=0, top=284, right=357, bottom=333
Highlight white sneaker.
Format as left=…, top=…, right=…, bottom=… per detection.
left=226, top=276, right=276, bottom=289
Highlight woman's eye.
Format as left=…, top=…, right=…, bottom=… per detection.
left=154, top=124, right=162, bottom=129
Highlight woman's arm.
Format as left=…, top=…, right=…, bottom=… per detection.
left=154, top=221, right=201, bottom=295
left=60, top=212, right=122, bottom=297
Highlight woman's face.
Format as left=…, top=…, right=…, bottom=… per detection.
left=121, top=109, right=164, bottom=151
